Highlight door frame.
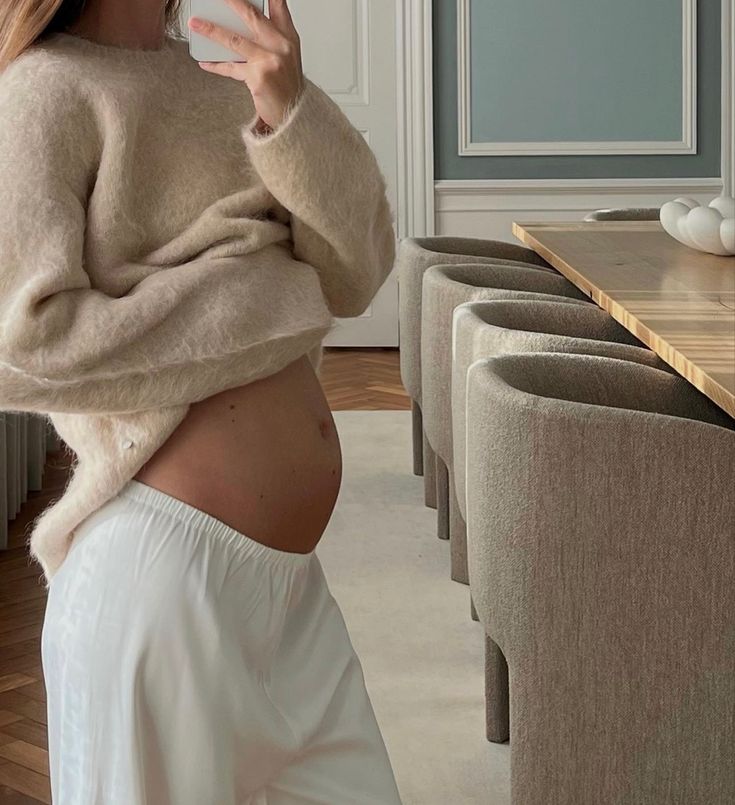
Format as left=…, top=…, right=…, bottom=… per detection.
left=722, top=0, right=734, bottom=196
left=325, top=0, right=435, bottom=347
left=396, top=0, right=436, bottom=239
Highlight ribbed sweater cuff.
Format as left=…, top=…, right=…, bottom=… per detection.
left=240, top=77, right=337, bottom=167
left=241, top=77, right=309, bottom=144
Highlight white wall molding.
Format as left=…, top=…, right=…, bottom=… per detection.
left=434, top=177, right=724, bottom=239
left=395, top=0, right=435, bottom=237
left=398, top=1, right=723, bottom=240
left=457, top=0, right=697, bottom=157
left=723, top=0, right=734, bottom=195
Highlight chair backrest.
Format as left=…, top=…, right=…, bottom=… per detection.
left=479, top=352, right=732, bottom=424
left=465, top=351, right=735, bottom=805
left=419, top=263, right=588, bottom=463
left=458, top=298, right=641, bottom=343
left=583, top=207, right=660, bottom=221
left=450, top=300, right=672, bottom=521
left=395, top=236, right=553, bottom=403
left=400, top=236, right=551, bottom=266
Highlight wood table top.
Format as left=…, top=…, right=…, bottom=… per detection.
left=512, top=221, right=735, bottom=418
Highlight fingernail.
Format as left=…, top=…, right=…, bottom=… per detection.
left=189, top=17, right=203, bottom=29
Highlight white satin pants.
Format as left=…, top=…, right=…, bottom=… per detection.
left=41, top=479, right=402, bottom=805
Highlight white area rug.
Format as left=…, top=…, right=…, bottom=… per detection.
left=316, top=411, right=510, bottom=805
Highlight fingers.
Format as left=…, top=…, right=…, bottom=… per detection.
left=196, top=60, right=252, bottom=81
left=267, top=0, right=299, bottom=39
left=222, top=0, right=274, bottom=46
left=224, top=0, right=299, bottom=52
left=188, top=15, right=269, bottom=61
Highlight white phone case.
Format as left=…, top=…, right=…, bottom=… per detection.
left=188, top=0, right=266, bottom=62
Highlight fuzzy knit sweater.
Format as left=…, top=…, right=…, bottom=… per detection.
left=0, top=31, right=396, bottom=586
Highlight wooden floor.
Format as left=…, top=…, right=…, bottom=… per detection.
left=0, top=348, right=409, bottom=804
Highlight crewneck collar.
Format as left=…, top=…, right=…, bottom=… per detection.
left=46, top=31, right=185, bottom=59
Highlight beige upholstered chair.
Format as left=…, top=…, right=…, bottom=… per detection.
left=420, top=264, right=589, bottom=542
left=466, top=353, right=735, bottom=804
left=395, top=237, right=553, bottom=507
left=584, top=207, right=660, bottom=221
left=451, top=299, right=672, bottom=585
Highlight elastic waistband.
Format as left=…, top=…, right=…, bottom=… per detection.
left=117, top=479, right=315, bottom=570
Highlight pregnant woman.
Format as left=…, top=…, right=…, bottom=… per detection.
left=0, top=0, right=402, bottom=802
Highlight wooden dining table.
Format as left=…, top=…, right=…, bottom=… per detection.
left=512, top=221, right=735, bottom=418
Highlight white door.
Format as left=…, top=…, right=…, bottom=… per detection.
left=280, top=0, right=400, bottom=346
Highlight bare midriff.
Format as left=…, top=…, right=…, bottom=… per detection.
left=132, top=353, right=342, bottom=555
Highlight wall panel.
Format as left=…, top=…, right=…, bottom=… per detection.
left=433, top=0, right=721, bottom=179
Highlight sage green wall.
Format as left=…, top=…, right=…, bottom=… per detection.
left=433, top=0, right=721, bottom=179
left=469, top=0, right=683, bottom=143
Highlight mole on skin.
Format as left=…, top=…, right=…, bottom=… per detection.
left=226, top=403, right=332, bottom=438
left=226, top=404, right=332, bottom=442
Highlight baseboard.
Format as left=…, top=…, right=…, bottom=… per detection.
left=434, top=177, right=725, bottom=240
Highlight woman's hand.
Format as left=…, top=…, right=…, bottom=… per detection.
left=188, top=0, right=305, bottom=135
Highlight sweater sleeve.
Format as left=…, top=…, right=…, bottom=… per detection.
left=240, top=77, right=396, bottom=319
left=0, top=76, right=333, bottom=416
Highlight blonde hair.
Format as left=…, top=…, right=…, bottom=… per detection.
left=0, top=0, right=185, bottom=72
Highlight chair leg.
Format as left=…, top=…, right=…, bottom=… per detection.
left=423, top=432, right=437, bottom=509
left=449, top=470, right=469, bottom=584
left=485, top=634, right=510, bottom=743
left=470, top=595, right=479, bottom=622
left=411, top=400, right=423, bottom=477
left=436, top=455, right=449, bottom=540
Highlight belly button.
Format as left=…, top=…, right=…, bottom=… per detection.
left=318, top=418, right=332, bottom=439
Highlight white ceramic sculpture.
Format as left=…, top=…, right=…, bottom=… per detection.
left=660, top=195, right=735, bottom=256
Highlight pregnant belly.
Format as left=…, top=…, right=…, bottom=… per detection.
left=132, top=353, right=342, bottom=554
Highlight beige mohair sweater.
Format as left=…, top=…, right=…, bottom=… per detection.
left=0, top=32, right=396, bottom=586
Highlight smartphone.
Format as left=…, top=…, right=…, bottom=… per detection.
left=188, top=0, right=266, bottom=62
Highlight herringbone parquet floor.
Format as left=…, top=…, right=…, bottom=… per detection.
left=0, top=348, right=409, bottom=804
